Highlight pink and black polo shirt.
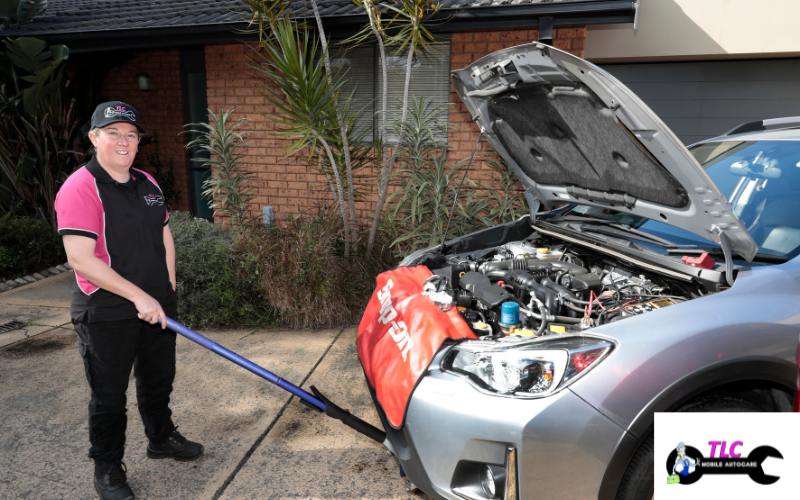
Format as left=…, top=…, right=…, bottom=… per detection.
left=55, top=157, right=176, bottom=323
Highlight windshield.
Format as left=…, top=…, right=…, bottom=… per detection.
left=570, top=140, right=800, bottom=260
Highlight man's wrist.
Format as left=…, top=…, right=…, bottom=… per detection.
left=129, top=287, right=150, bottom=304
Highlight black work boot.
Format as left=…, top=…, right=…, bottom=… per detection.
left=146, top=427, right=204, bottom=461
left=94, top=460, right=134, bottom=500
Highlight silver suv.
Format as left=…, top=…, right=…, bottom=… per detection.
left=358, top=42, right=799, bottom=500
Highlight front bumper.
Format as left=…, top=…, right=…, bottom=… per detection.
left=381, top=361, right=627, bottom=500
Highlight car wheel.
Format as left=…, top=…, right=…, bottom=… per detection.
left=615, top=395, right=764, bottom=500
left=615, top=434, right=654, bottom=500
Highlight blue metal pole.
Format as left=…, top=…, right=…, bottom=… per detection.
left=163, top=317, right=326, bottom=412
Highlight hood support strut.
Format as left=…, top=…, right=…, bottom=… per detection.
left=712, top=226, right=736, bottom=287
left=525, top=190, right=541, bottom=224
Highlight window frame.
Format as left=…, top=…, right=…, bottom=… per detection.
left=329, top=36, right=452, bottom=145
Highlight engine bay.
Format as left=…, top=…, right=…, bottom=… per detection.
left=426, top=233, right=710, bottom=339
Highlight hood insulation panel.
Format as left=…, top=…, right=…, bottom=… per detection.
left=488, top=83, right=689, bottom=208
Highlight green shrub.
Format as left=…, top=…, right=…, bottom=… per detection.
left=236, top=205, right=396, bottom=329
left=0, top=214, right=65, bottom=280
left=386, top=147, right=491, bottom=256
left=170, top=211, right=272, bottom=328
left=384, top=101, right=527, bottom=256
left=1, top=37, right=81, bottom=229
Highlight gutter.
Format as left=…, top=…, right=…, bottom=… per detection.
left=2, top=0, right=635, bottom=53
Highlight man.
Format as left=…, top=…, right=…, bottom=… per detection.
left=673, top=442, right=698, bottom=476
left=55, top=102, right=203, bottom=500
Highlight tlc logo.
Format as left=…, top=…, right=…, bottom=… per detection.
left=708, top=441, right=743, bottom=458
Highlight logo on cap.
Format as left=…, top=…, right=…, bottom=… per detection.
left=104, top=105, right=136, bottom=122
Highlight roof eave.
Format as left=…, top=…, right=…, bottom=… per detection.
left=1, top=0, right=635, bottom=53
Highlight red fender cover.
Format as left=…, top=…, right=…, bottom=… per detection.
left=357, top=266, right=477, bottom=428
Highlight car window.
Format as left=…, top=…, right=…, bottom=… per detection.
left=693, top=140, right=800, bottom=257
left=572, top=140, right=800, bottom=260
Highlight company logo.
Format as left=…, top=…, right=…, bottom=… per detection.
left=666, top=440, right=783, bottom=485
left=104, top=105, right=136, bottom=122
left=376, top=279, right=414, bottom=361
left=144, top=194, right=164, bottom=206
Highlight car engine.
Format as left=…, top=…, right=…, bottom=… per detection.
left=427, top=234, right=708, bottom=338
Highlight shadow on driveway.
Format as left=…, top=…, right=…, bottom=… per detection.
left=0, top=323, right=430, bottom=499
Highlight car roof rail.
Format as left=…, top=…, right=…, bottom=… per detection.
left=723, top=117, right=800, bottom=137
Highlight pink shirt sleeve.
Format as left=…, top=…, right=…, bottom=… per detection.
left=55, top=167, right=103, bottom=240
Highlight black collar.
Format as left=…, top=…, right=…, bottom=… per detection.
left=86, top=156, right=143, bottom=186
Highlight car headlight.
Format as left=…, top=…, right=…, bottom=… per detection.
left=441, top=336, right=614, bottom=398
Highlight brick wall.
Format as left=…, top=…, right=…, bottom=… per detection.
left=205, top=43, right=334, bottom=224
left=100, top=47, right=190, bottom=211
left=199, top=26, right=586, bottom=223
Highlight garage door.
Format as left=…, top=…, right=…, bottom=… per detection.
left=600, top=59, right=800, bottom=145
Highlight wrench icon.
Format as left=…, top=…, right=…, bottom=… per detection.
left=745, top=445, right=783, bottom=485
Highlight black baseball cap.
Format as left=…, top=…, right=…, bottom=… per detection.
left=90, top=101, right=145, bottom=134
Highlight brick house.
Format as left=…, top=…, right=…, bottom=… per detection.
left=1, top=0, right=636, bottom=221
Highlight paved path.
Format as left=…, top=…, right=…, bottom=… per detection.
left=0, top=277, right=425, bottom=500
left=0, top=270, right=73, bottom=349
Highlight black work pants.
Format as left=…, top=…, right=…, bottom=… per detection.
left=75, top=316, right=178, bottom=462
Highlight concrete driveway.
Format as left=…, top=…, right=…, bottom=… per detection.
left=0, top=274, right=427, bottom=500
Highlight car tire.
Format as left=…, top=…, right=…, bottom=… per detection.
left=615, top=434, right=654, bottom=500
left=615, top=395, right=764, bottom=500
left=675, top=395, right=764, bottom=413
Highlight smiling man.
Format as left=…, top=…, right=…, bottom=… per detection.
left=55, top=102, right=202, bottom=500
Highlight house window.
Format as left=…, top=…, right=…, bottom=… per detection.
left=330, top=45, right=376, bottom=142
left=332, top=37, right=451, bottom=144
left=181, top=46, right=213, bottom=219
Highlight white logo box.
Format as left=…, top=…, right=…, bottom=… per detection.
left=654, top=412, right=800, bottom=499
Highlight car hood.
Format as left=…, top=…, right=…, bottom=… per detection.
left=451, top=43, right=758, bottom=262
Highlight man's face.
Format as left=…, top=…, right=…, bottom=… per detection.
left=89, top=122, right=140, bottom=171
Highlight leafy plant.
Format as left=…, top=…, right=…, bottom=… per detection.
left=184, top=109, right=256, bottom=232
left=0, top=213, right=65, bottom=280
left=236, top=204, right=395, bottom=329
left=387, top=148, right=490, bottom=254
left=0, top=36, right=67, bottom=116
left=482, top=143, right=527, bottom=224
left=364, top=0, right=442, bottom=254
left=0, top=0, right=46, bottom=31
left=387, top=96, right=449, bottom=159
left=141, top=130, right=181, bottom=208
left=242, top=0, right=292, bottom=40
left=385, top=99, right=527, bottom=255
left=386, top=99, right=476, bottom=252
left=169, top=211, right=271, bottom=328
left=0, top=37, right=80, bottom=230
left=313, top=93, right=377, bottom=211
left=305, top=0, right=359, bottom=244
left=245, top=0, right=442, bottom=257
left=252, top=20, right=356, bottom=256
left=247, top=0, right=360, bottom=246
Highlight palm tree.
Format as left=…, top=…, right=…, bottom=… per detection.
left=253, top=21, right=353, bottom=256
